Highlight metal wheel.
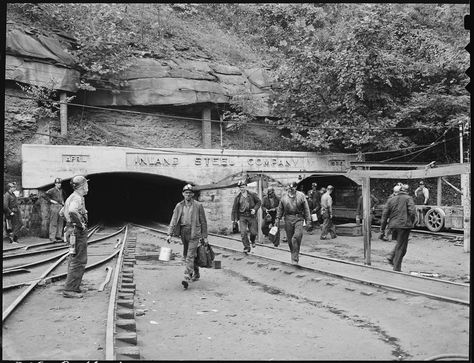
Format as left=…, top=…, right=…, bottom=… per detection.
left=424, top=208, right=445, bottom=232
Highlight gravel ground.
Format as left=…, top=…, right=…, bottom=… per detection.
left=2, top=226, right=470, bottom=360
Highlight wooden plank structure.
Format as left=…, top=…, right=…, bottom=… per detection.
left=347, top=162, right=471, bottom=265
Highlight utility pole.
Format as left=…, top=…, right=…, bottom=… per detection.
left=459, top=121, right=470, bottom=253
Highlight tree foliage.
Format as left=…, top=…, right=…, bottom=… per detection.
left=264, top=4, right=469, bottom=160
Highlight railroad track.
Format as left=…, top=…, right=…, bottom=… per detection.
left=3, top=225, right=126, bottom=319
left=132, top=222, right=469, bottom=306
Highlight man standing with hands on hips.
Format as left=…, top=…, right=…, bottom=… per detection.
left=61, top=175, right=89, bottom=298
left=167, top=184, right=208, bottom=289
left=231, top=180, right=261, bottom=253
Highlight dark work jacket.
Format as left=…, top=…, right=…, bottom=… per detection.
left=380, top=191, right=416, bottom=230
left=355, top=194, right=379, bottom=216
left=3, top=191, right=19, bottom=215
left=231, top=191, right=261, bottom=221
left=168, top=199, right=208, bottom=240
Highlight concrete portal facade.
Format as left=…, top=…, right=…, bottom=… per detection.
left=22, top=144, right=360, bottom=189
left=21, top=144, right=360, bottom=234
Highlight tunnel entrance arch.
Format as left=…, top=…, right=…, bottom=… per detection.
left=38, top=171, right=191, bottom=226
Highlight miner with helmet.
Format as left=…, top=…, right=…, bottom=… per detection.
left=275, top=181, right=311, bottom=265
left=231, top=180, right=262, bottom=253
left=61, top=175, right=89, bottom=298
left=45, top=177, right=66, bottom=242
left=166, top=184, right=208, bottom=289
left=3, top=182, right=22, bottom=243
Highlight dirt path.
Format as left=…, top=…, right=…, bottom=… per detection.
left=2, top=227, right=469, bottom=360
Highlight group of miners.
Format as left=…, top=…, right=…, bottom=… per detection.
left=3, top=177, right=427, bottom=292
left=230, top=180, right=338, bottom=265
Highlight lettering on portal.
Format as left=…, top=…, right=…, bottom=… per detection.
left=126, top=153, right=303, bottom=169
left=62, top=155, right=90, bottom=163
left=127, top=153, right=179, bottom=167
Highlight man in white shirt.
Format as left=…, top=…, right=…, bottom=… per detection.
left=320, top=185, right=337, bottom=240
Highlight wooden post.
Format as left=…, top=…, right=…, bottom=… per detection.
left=202, top=107, right=212, bottom=149
left=257, top=174, right=263, bottom=244
left=437, top=177, right=442, bottom=205
left=60, top=92, right=67, bottom=136
left=461, top=173, right=470, bottom=253
left=362, top=176, right=371, bottom=265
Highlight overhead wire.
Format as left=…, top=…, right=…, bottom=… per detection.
left=9, top=92, right=459, bottom=131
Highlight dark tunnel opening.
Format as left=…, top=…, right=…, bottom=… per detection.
left=56, top=172, right=192, bottom=226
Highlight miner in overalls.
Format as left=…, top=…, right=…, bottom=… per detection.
left=414, top=181, right=429, bottom=205
left=320, top=185, right=337, bottom=240
left=231, top=180, right=261, bottom=253
left=275, top=182, right=311, bottom=265
left=45, top=177, right=65, bottom=242
left=3, top=182, right=22, bottom=243
left=167, top=184, right=208, bottom=289
left=61, top=175, right=89, bottom=298
left=261, top=187, right=281, bottom=246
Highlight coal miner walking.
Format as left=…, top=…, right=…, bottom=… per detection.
left=320, top=185, right=337, bottom=240
left=231, top=180, right=261, bottom=253
left=61, top=175, right=89, bottom=298
left=275, top=182, right=311, bottom=265
left=167, top=184, right=208, bottom=289
left=380, top=183, right=416, bottom=272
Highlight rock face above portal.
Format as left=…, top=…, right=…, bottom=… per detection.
left=86, top=58, right=273, bottom=116
left=5, top=24, right=274, bottom=116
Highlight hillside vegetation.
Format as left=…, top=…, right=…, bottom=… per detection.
left=6, top=3, right=470, bottom=163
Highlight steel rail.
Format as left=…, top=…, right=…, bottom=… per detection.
left=131, top=223, right=468, bottom=286
left=131, top=223, right=469, bottom=306
left=2, top=226, right=124, bottom=261
left=2, top=225, right=101, bottom=253
left=2, top=253, right=69, bottom=322
left=105, top=224, right=129, bottom=360
left=2, top=229, right=126, bottom=291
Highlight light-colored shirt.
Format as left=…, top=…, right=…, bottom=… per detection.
left=320, top=192, right=333, bottom=214
left=180, top=203, right=193, bottom=226
left=62, top=191, right=87, bottom=225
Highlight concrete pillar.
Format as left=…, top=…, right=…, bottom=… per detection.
left=437, top=177, right=442, bottom=205
left=202, top=107, right=211, bottom=149
left=362, top=177, right=371, bottom=265
left=60, top=92, right=67, bottom=136
left=257, top=175, right=263, bottom=243
left=461, top=173, right=470, bottom=253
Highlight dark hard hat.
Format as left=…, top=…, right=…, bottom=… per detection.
left=70, top=175, right=89, bottom=190
left=182, top=184, right=194, bottom=192
left=54, top=178, right=62, bottom=184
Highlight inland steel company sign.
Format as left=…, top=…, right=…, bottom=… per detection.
left=22, top=144, right=359, bottom=188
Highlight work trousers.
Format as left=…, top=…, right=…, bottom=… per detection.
left=49, top=204, right=64, bottom=241
left=181, top=226, right=200, bottom=279
left=387, top=228, right=411, bottom=272
left=284, top=215, right=305, bottom=263
left=261, top=211, right=280, bottom=247
left=239, top=215, right=258, bottom=249
left=64, top=228, right=88, bottom=292
left=320, top=210, right=337, bottom=239
left=4, top=209, right=22, bottom=241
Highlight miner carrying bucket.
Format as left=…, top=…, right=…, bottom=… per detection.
left=167, top=184, right=209, bottom=289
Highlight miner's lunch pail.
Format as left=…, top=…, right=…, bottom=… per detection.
left=159, top=246, right=172, bottom=261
